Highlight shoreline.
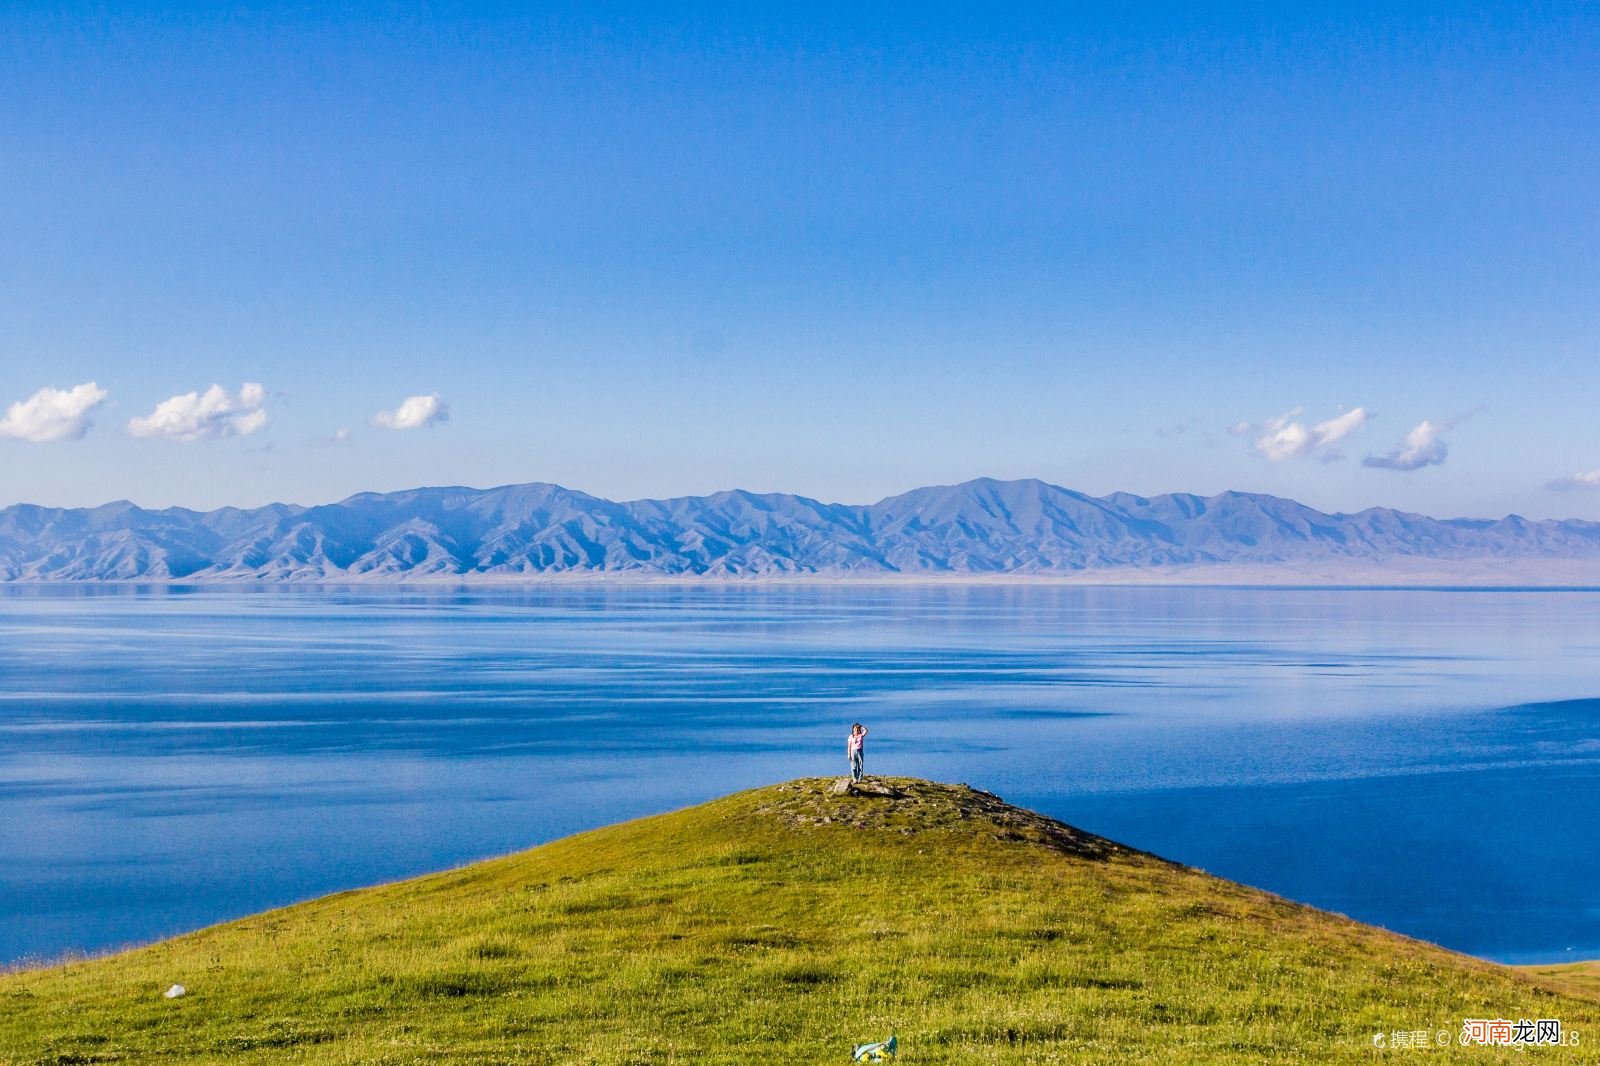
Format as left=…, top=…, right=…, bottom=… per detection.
left=4, top=563, right=1600, bottom=591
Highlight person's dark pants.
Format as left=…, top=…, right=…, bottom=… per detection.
left=849, top=750, right=864, bottom=782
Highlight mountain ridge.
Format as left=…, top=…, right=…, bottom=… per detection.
left=3, top=476, right=1599, bottom=582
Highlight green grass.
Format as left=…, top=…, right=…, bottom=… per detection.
left=2, top=777, right=1595, bottom=1064
left=1517, top=962, right=1600, bottom=1003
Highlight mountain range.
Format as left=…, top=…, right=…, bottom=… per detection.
left=2, top=477, right=1599, bottom=583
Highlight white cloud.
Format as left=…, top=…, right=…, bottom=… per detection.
left=1238, top=406, right=1369, bottom=461
left=1547, top=469, right=1600, bottom=491
left=128, top=383, right=268, bottom=442
left=0, top=382, right=108, bottom=442
left=373, top=393, right=448, bottom=430
left=1363, top=419, right=1449, bottom=471
left=311, top=427, right=353, bottom=448
left=1364, top=407, right=1483, bottom=472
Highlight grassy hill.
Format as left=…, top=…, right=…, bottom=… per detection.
left=2, top=778, right=1595, bottom=1064
left=1518, top=961, right=1600, bottom=1003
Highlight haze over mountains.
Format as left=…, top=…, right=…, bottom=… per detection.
left=2, top=478, right=1599, bottom=583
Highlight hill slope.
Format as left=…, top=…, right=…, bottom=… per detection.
left=3, top=478, right=1600, bottom=581
left=1, top=779, right=1594, bottom=1063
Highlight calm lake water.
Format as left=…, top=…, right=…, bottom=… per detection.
left=1, top=585, right=1597, bottom=966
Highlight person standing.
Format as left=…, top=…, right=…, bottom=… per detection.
left=847, top=722, right=868, bottom=782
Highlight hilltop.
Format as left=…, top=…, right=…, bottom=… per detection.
left=1, top=778, right=1594, bottom=1063
left=2, top=477, right=1599, bottom=582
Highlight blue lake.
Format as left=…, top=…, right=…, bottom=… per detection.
left=1, top=585, right=1597, bottom=966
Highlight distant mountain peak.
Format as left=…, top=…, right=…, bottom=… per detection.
left=2, top=477, right=1598, bottom=583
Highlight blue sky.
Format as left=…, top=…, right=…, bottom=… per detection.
left=2, top=3, right=1597, bottom=518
